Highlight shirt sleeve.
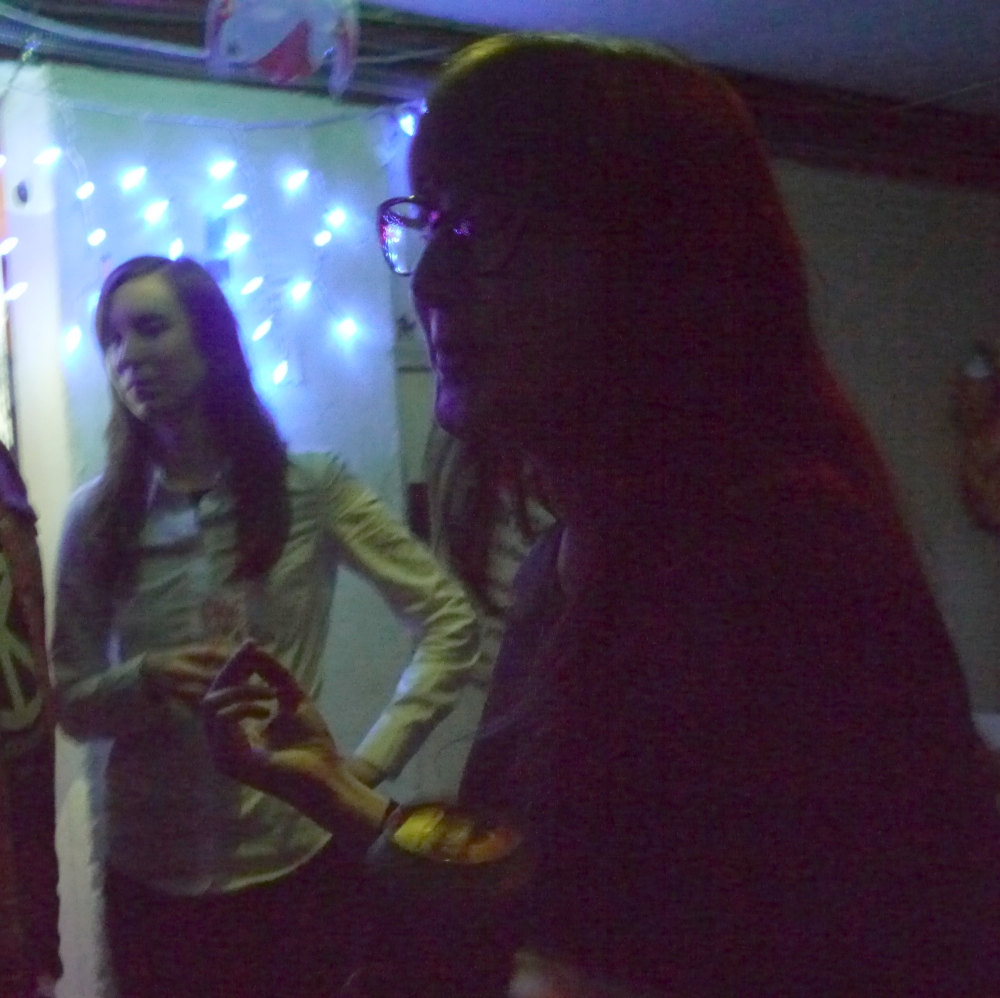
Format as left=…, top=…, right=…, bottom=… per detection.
left=51, top=484, right=169, bottom=741
left=320, top=459, right=481, bottom=779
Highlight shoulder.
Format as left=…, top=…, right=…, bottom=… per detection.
left=61, top=476, right=105, bottom=536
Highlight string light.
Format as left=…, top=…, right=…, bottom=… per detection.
left=335, top=317, right=358, bottom=342
left=0, top=237, right=17, bottom=255
left=209, top=159, right=236, bottom=180
left=120, top=166, right=147, bottom=191
left=283, top=169, right=309, bottom=193
left=143, top=200, right=169, bottom=224
left=51, top=96, right=397, bottom=393
left=224, top=231, right=250, bottom=253
left=33, top=147, right=62, bottom=166
left=4, top=283, right=28, bottom=301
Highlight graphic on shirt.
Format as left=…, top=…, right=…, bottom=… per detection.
left=0, top=550, right=42, bottom=738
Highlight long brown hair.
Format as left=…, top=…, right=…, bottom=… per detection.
left=411, top=34, right=894, bottom=515
left=88, top=255, right=289, bottom=594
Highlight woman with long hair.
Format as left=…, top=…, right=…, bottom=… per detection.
left=204, top=35, right=1000, bottom=996
left=52, top=255, right=480, bottom=998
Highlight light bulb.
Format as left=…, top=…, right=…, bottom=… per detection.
left=283, top=169, right=309, bottom=193
left=222, top=193, right=247, bottom=211
left=224, top=232, right=250, bottom=253
left=335, top=317, right=358, bottom=341
left=4, top=283, right=27, bottom=301
left=289, top=280, right=311, bottom=303
left=313, top=231, right=331, bottom=247
left=120, top=167, right=147, bottom=191
left=0, top=237, right=17, bottom=255
left=252, top=319, right=272, bottom=341
left=326, top=207, right=347, bottom=228
left=241, top=277, right=264, bottom=295
left=168, top=238, right=184, bottom=260
left=272, top=360, right=289, bottom=384
left=76, top=181, right=95, bottom=200
left=143, top=200, right=169, bottom=224
left=33, top=147, right=62, bottom=167
left=65, top=325, right=82, bottom=353
left=87, top=229, right=107, bottom=247
left=399, top=114, right=416, bottom=137
left=209, top=159, right=236, bottom=180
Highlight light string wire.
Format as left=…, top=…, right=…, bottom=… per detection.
left=3, top=56, right=411, bottom=391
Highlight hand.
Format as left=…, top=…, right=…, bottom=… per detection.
left=141, top=645, right=230, bottom=706
left=201, top=642, right=344, bottom=817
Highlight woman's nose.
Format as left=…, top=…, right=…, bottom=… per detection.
left=112, top=331, right=143, bottom=369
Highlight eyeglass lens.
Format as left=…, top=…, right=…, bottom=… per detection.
left=379, top=201, right=427, bottom=276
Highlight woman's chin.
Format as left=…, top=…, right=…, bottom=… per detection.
left=433, top=385, right=475, bottom=440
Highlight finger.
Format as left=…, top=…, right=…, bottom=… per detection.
left=212, top=702, right=273, bottom=723
left=183, top=648, right=231, bottom=667
left=203, top=682, right=277, bottom=711
left=172, top=683, right=213, bottom=704
left=212, top=642, right=304, bottom=711
left=209, top=640, right=262, bottom=691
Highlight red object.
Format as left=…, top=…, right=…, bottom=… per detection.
left=255, top=19, right=313, bottom=84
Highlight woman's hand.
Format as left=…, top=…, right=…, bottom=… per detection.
left=141, top=646, right=230, bottom=706
left=202, top=642, right=388, bottom=832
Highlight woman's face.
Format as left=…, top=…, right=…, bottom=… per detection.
left=103, top=272, right=208, bottom=426
left=410, top=178, right=600, bottom=449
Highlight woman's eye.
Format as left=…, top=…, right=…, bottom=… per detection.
left=137, top=320, right=168, bottom=337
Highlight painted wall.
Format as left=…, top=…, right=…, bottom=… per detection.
left=776, top=162, right=1000, bottom=713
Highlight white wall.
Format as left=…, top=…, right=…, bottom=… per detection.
left=776, top=162, right=1000, bottom=711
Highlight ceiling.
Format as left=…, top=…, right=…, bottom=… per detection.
left=4, top=1, right=998, bottom=120
left=378, top=0, right=1000, bottom=116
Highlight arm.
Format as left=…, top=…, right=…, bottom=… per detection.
left=52, top=485, right=155, bottom=739
left=321, top=461, right=481, bottom=781
left=51, top=485, right=202, bottom=741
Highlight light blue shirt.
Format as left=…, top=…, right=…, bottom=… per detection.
left=52, top=453, right=480, bottom=894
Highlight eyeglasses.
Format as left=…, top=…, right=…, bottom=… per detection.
left=376, top=195, right=524, bottom=277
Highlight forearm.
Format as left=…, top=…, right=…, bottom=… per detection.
left=56, top=654, right=167, bottom=741
left=307, top=761, right=392, bottom=837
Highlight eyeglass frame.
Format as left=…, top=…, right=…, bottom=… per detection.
left=375, top=194, right=527, bottom=278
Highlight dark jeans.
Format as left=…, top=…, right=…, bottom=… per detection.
left=104, top=839, right=365, bottom=998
